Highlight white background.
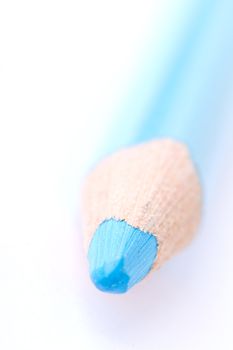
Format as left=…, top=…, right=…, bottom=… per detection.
left=0, top=1, right=233, bottom=349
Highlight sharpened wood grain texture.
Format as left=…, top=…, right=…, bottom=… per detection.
left=82, top=139, right=202, bottom=270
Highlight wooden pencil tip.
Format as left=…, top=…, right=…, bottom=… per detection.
left=82, top=139, right=202, bottom=292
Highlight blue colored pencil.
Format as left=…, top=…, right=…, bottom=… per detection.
left=82, top=0, right=233, bottom=294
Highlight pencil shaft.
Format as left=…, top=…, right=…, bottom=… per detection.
left=106, top=0, right=233, bottom=183
left=134, top=0, right=233, bottom=178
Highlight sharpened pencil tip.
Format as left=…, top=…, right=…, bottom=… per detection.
left=90, top=258, right=130, bottom=293
left=88, top=219, right=158, bottom=294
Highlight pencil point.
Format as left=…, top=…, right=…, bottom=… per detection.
left=90, top=258, right=130, bottom=293
left=88, top=219, right=157, bottom=294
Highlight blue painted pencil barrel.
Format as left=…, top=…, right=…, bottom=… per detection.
left=106, top=0, right=233, bottom=184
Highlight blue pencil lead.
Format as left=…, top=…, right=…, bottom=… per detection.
left=88, top=219, right=158, bottom=293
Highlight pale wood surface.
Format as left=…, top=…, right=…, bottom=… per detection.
left=82, top=139, right=202, bottom=270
